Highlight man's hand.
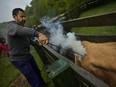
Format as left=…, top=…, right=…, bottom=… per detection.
left=38, top=33, right=48, bottom=45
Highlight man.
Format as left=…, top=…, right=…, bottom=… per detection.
left=7, top=8, right=48, bottom=87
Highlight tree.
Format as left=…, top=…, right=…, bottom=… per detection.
left=25, top=0, right=91, bottom=26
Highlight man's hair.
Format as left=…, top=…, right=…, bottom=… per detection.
left=12, top=8, right=24, bottom=16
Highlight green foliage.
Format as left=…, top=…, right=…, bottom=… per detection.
left=80, top=1, right=116, bottom=17
left=25, top=0, right=90, bottom=26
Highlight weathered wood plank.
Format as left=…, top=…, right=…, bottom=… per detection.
left=43, top=45, right=110, bottom=87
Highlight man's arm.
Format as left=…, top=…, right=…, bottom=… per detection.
left=7, top=22, right=48, bottom=45
left=7, top=23, right=39, bottom=37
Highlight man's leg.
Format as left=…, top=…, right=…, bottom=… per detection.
left=29, top=54, right=45, bottom=85
left=11, top=58, right=45, bottom=87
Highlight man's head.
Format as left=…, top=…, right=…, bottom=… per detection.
left=12, top=8, right=25, bottom=25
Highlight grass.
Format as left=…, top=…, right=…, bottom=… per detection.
left=71, top=26, right=116, bottom=34
left=0, top=57, right=20, bottom=87
left=0, top=48, right=54, bottom=87
left=31, top=48, right=55, bottom=87
left=71, top=1, right=116, bottom=34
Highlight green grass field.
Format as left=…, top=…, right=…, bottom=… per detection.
left=71, top=26, right=116, bottom=34
left=71, top=1, right=116, bottom=34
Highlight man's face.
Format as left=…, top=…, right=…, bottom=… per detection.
left=14, top=11, right=26, bottom=25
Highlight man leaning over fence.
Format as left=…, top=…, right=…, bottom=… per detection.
left=7, top=8, right=49, bottom=87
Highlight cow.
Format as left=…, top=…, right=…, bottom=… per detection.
left=75, top=41, right=116, bottom=87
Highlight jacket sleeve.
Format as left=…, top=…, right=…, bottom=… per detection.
left=30, top=38, right=39, bottom=46
left=7, top=22, right=39, bottom=37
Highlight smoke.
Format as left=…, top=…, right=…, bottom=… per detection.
left=40, top=17, right=87, bottom=57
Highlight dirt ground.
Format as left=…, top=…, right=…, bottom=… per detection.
left=9, top=74, right=31, bottom=87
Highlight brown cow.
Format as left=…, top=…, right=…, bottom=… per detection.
left=75, top=41, right=116, bottom=87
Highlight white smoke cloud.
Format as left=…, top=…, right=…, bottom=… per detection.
left=40, top=17, right=87, bottom=57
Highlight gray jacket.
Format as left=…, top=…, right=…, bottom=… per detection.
left=7, top=21, right=39, bottom=61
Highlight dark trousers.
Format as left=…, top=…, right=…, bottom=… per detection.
left=11, top=54, right=45, bottom=87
